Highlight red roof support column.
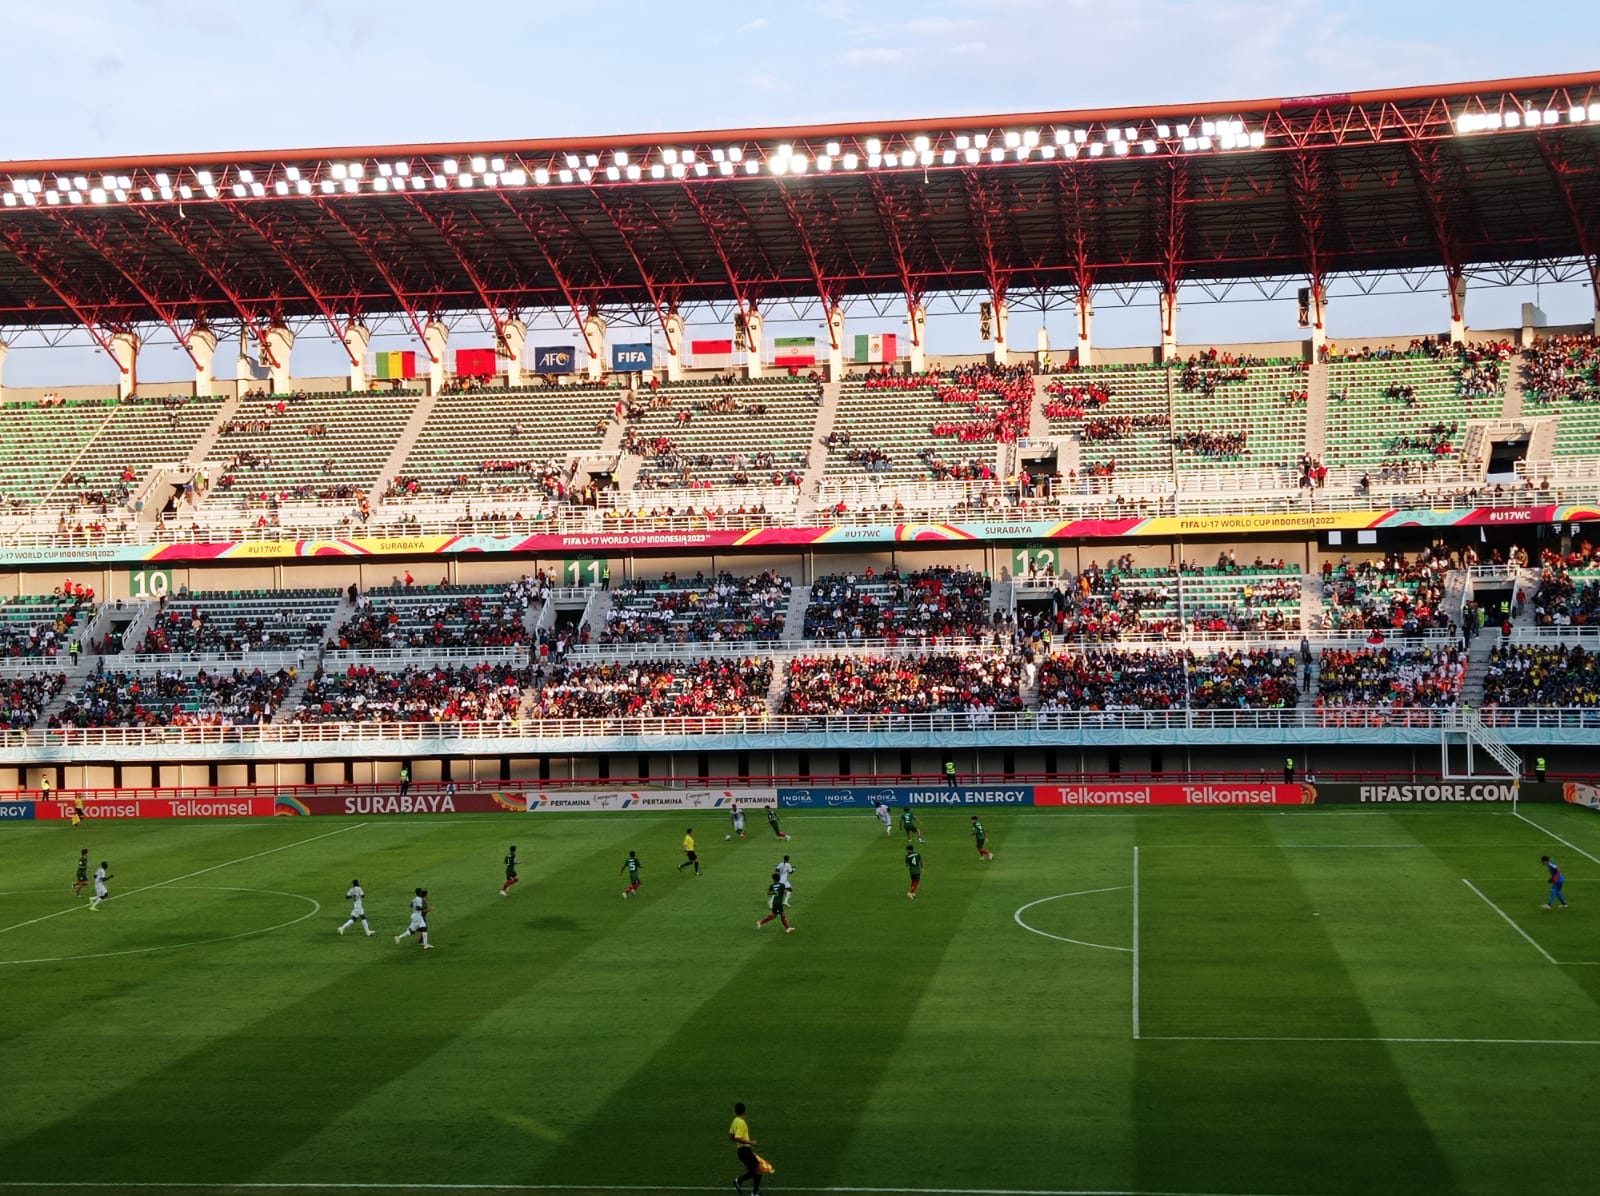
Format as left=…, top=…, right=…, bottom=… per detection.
left=679, top=183, right=755, bottom=325
left=493, top=192, right=597, bottom=346
left=0, top=226, right=130, bottom=373
left=399, top=196, right=509, bottom=345
left=585, top=187, right=678, bottom=359
left=136, top=208, right=282, bottom=369
left=217, top=202, right=360, bottom=368
left=774, top=182, right=842, bottom=348
left=307, top=198, right=438, bottom=364
left=1154, top=159, right=1190, bottom=361
left=866, top=174, right=927, bottom=364
left=1532, top=136, right=1600, bottom=317
left=1404, top=140, right=1468, bottom=333
left=1053, top=163, right=1099, bottom=364
left=47, top=213, right=203, bottom=371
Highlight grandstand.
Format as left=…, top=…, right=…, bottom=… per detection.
left=0, top=71, right=1592, bottom=793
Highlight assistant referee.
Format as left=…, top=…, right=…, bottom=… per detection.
left=730, top=1100, right=763, bottom=1194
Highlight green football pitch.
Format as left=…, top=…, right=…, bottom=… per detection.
left=1, top=803, right=1598, bottom=1196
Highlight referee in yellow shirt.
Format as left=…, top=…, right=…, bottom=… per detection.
left=730, top=1100, right=762, bottom=1194
left=678, top=828, right=701, bottom=876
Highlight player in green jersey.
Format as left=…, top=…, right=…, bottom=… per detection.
left=765, top=805, right=791, bottom=842
left=620, top=850, right=643, bottom=898
left=901, top=806, right=924, bottom=844
left=756, top=871, right=794, bottom=933
left=906, top=843, right=923, bottom=898
left=500, top=846, right=520, bottom=896
left=73, top=848, right=89, bottom=896
left=970, top=815, right=995, bottom=861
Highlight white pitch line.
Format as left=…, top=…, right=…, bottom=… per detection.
left=1132, top=844, right=1141, bottom=1042
left=1012, top=887, right=1132, bottom=952
left=0, top=887, right=321, bottom=967
left=0, top=1184, right=1313, bottom=1196
left=0, top=822, right=366, bottom=937
left=1143, top=1034, right=1600, bottom=1046
left=1512, top=808, right=1600, bottom=867
left=1462, top=878, right=1557, bottom=964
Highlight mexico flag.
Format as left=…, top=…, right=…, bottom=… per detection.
left=773, top=336, right=816, bottom=367
left=854, top=333, right=897, bottom=364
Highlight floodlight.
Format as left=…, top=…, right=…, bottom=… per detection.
left=974, top=133, right=989, bottom=148
left=1141, top=139, right=1156, bottom=153
left=1088, top=143, right=1104, bottom=157
left=663, top=148, right=679, bottom=164
left=1074, top=130, right=1087, bottom=143
left=1249, top=131, right=1266, bottom=148
left=605, top=166, right=620, bottom=180
left=443, top=159, right=458, bottom=173
left=331, top=163, right=348, bottom=180
left=1124, top=126, right=1138, bottom=140
left=324, top=179, right=339, bottom=194
left=584, top=154, right=598, bottom=168
left=100, top=174, right=115, bottom=189
left=90, top=188, right=107, bottom=204
left=296, top=180, right=312, bottom=195
left=718, top=161, right=734, bottom=175
left=395, top=161, right=409, bottom=176
left=1220, top=133, right=1236, bottom=150
left=693, top=161, right=708, bottom=177
left=273, top=181, right=287, bottom=196
left=728, top=146, right=744, bottom=162
left=482, top=172, right=498, bottom=185
left=348, top=163, right=364, bottom=178
left=1156, top=124, right=1170, bottom=138
left=1201, top=122, right=1216, bottom=137
left=343, top=178, right=359, bottom=192
left=611, top=151, right=626, bottom=167
left=504, top=169, right=526, bottom=185
left=203, top=184, right=219, bottom=198
left=963, top=147, right=979, bottom=164
left=1040, top=145, right=1056, bottom=159
left=141, top=186, right=155, bottom=200
left=827, top=141, right=841, bottom=156
left=898, top=150, right=914, bottom=167
left=1063, top=143, right=1079, bottom=158
left=456, top=174, right=472, bottom=188
left=626, top=164, right=642, bottom=180
left=1183, top=136, right=1199, bottom=151
left=1, top=195, right=12, bottom=207
left=791, top=155, right=807, bottom=174
left=989, top=147, right=1005, bottom=162
left=1113, top=141, right=1129, bottom=156
left=1022, top=129, right=1039, bottom=147
left=817, top=154, right=833, bottom=171
left=232, top=183, right=247, bottom=197
left=113, top=188, right=127, bottom=201
left=743, top=160, right=759, bottom=174
left=559, top=169, right=574, bottom=183
left=535, top=168, right=550, bottom=185
left=1107, top=127, right=1122, bottom=141
left=650, top=163, right=666, bottom=179
left=378, top=163, right=393, bottom=177
left=491, top=157, right=505, bottom=172
left=410, top=176, right=426, bottom=190
left=865, top=138, right=882, bottom=154
left=577, top=167, right=593, bottom=182
left=1004, top=131, right=1021, bottom=148
left=282, top=168, right=297, bottom=182
left=237, top=169, right=253, bottom=183
left=1590, top=104, right=1600, bottom=121
left=913, top=134, right=930, bottom=152
left=45, top=191, right=59, bottom=205
left=54, top=177, right=68, bottom=191
left=374, top=177, right=389, bottom=191
left=768, top=157, right=787, bottom=175
left=1177, top=124, right=1190, bottom=138
left=1544, top=109, right=1559, bottom=125
left=941, top=149, right=956, bottom=165
left=868, top=153, right=882, bottom=168
left=565, top=154, right=580, bottom=168
left=1504, top=110, right=1520, bottom=127
left=68, top=190, right=83, bottom=204
left=1199, top=136, right=1213, bottom=150
left=194, top=171, right=211, bottom=186
left=957, top=134, right=972, bottom=149
left=1569, top=106, right=1586, bottom=122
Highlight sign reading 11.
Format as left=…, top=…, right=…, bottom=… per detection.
left=561, top=558, right=608, bottom=586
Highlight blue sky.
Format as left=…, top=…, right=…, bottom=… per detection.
left=4, top=0, right=1599, bottom=382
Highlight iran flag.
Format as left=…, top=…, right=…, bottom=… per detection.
left=853, top=333, right=897, bottom=363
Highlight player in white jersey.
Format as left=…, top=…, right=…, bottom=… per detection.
left=338, top=880, right=374, bottom=936
left=394, top=887, right=433, bottom=948
left=88, top=861, right=112, bottom=910
left=874, top=800, right=892, bottom=835
left=730, top=801, right=746, bottom=839
left=776, top=855, right=796, bottom=906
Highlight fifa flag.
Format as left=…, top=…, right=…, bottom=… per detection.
left=772, top=336, right=816, bottom=367
left=373, top=350, right=417, bottom=380
left=854, top=333, right=897, bottom=364
left=691, top=339, right=734, bottom=369
left=454, top=347, right=498, bottom=376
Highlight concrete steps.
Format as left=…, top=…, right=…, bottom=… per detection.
left=1303, top=360, right=1329, bottom=460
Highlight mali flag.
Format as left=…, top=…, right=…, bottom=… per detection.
left=374, top=351, right=417, bottom=379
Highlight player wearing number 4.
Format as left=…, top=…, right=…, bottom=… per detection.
left=1542, top=856, right=1568, bottom=909
left=906, top=843, right=924, bottom=898
left=339, top=880, right=375, bottom=935
left=970, top=816, right=995, bottom=861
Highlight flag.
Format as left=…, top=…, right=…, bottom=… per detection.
left=373, top=351, right=417, bottom=379
left=454, top=347, right=498, bottom=376
left=691, top=339, right=734, bottom=369
left=772, top=336, right=815, bottom=367
left=853, top=333, right=897, bottom=364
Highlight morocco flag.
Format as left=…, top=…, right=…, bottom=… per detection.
left=455, top=347, right=498, bottom=376
left=854, top=333, right=897, bottom=363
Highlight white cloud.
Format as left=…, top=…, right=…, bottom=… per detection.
left=737, top=16, right=769, bottom=32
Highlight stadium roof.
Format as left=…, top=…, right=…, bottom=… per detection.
left=1, top=71, right=1598, bottom=362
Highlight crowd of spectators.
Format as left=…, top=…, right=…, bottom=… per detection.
left=0, top=673, right=68, bottom=729
left=782, top=652, right=1021, bottom=715
left=802, top=566, right=992, bottom=642
left=527, top=658, right=773, bottom=719
left=1531, top=557, right=1600, bottom=628
left=139, top=601, right=328, bottom=655
left=333, top=582, right=535, bottom=651
left=1482, top=644, right=1600, bottom=709
left=1522, top=334, right=1600, bottom=404
left=0, top=589, right=94, bottom=657
left=293, top=663, right=530, bottom=723
left=1173, top=429, right=1246, bottom=458
left=1315, top=646, right=1467, bottom=708
left=1035, top=647, right=1300, bottom=712
left=601, top=571, right=791, bottom=644
left=50, top=666, right=291, bottom=728
left=1321, top=551, right=1454, bottom=634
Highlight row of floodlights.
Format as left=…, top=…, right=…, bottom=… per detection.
left=0, top=121, right=1275, bottom=208
left=1456, top=104, right=1600, bottom=133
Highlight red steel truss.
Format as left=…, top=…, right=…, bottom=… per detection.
left=1, top=73, right=1598, bottom=339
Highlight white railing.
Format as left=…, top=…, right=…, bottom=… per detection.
left=0, top=704, right=1580, bottom=749
left=320, top=644, right=527, bottom=666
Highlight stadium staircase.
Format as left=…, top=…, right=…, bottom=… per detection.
left=1304, top=361, right=1329, bottom=460
left=1300, top=573, right=1327, bottom=631
left=781, top=583, right=811, bottom=643
left=374, top=390, right=439, bottom=497
left=1027, top=376, right=1051, bottom=441
left=186, top=395, right=242, bottom=466
left=1500, top=362, right=1526, bottom=420
left=795, top=382, right=842, bottom=516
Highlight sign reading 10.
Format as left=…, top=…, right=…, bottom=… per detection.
left=129, top=567, right=175, bottom=598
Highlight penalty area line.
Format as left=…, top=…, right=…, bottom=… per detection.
left=1462, top=878, right=1556, bottom=964
left=1143, top=1034, right=1600, bottom=1046
left=1512, top=808, right=1600, bottom=868
left=0, top=822, right=366, bottom=937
